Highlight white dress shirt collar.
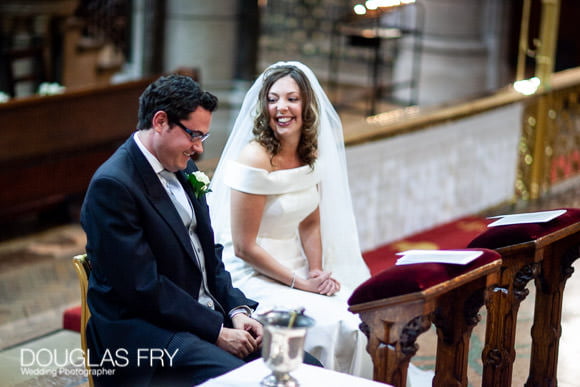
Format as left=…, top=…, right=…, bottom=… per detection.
left=133, top=131, right=164, bottom=175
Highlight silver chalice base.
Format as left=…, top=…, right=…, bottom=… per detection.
left=260, top=370, right=299, bottom=387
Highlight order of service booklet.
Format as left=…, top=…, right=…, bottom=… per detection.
left=395, top=249, right=483, bottom=266
left=487, top=209, right=566, bottom=227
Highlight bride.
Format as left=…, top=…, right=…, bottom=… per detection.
left=208, top=61, right=372, bottom=377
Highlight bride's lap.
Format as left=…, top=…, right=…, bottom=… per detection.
left=241, top=274, right=359, bottom=326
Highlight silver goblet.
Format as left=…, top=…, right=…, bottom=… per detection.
left=257, top=308, right=315, bottom=387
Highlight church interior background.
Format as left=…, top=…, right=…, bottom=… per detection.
left=1, top=1, right=580, bottom=386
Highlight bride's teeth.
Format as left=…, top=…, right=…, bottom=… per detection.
left=278, top=117, right=291, bottom=123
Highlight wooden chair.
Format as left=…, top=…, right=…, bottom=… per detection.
left=72, top=253, right=94, bottom=387
left=348, top=249, right=502, bottom=387
left=468, top=208, right=580, bottom=386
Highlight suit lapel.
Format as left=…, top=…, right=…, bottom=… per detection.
left=126, top=138, right=196, bottom=259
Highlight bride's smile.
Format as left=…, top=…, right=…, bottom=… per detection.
left=268, top=75, right=303, bottom=138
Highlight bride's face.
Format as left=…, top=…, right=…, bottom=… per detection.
left=267, top=75, right=304, bottom=140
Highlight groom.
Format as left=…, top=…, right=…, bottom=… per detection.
left=81, top=74, right=319, bottom=386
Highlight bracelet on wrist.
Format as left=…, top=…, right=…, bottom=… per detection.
left=290, top=271, right=296, bottom=289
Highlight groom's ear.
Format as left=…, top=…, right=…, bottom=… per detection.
left=152, top=110, right=169, bottom=132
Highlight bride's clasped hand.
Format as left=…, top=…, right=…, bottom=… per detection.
left=307, top=269, right=341, bottom=295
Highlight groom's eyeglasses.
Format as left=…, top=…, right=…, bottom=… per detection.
left=174, top=121, right=210, bottom=143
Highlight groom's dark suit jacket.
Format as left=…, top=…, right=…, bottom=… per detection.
left=80, top=136, right=258, bottom=383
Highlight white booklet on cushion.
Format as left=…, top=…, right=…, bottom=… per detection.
left=487, top=209, right=566, bottom=227
left=395, top=250, right=483, bottom=266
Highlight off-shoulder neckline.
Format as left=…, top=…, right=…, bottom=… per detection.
left=228, top=160, right=313, bottom=175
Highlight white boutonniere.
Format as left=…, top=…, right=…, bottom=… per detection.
left=186, top=171, right=212, bottom=199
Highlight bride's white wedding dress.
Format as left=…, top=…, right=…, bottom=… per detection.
left=210, top=60, right=433, bottom=385
left=219, top=160, right=373, bottom=378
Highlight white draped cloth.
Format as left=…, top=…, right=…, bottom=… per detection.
left=199, top=359, right=386, bottom=387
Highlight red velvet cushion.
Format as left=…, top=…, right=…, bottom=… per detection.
left=348, top=248, right=501, bottom=306
left=62, top=305, right=82, bottom=332
left=467, top=208, right=580, bottom=249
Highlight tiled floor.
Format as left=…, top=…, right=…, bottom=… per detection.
left=0, top=330, right=87, bottom=387
left=0, top=224, right=85, bottom=351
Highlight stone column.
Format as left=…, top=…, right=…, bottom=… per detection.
left=394, top=0, right=511, bottom=107
left=163, top=0, right=238, bottom=83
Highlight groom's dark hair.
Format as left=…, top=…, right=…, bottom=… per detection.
left=137, top=74, right=218, bottom=130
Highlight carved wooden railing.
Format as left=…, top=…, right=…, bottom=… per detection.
left=527, top=232, right=579, bottom=386
left=468, top=215, right=580, bottom=386
left=348, top=251, right=501, bottom=386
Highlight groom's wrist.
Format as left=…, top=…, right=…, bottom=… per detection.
left=229, top=305, right=253, bottom=319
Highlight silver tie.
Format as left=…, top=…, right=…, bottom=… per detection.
left=158, top=169, right=219, bottom=311
left=159, top=170, right=192, bottom=226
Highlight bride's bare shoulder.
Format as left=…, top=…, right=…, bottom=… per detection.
left=237, top=141, right=272, bottom=171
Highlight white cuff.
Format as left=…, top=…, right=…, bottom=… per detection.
left=229, top=305, right=253, bottom=319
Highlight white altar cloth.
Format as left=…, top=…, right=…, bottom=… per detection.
left=199, top=359, right=390, bottom=387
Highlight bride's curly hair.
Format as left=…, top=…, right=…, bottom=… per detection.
left=253, top=65, right=319, bottom=167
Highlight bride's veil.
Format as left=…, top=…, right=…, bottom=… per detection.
left=208, top=61, right=370, bottom=290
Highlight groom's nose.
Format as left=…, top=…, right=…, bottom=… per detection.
left=192, top=141, right=204, bottom=154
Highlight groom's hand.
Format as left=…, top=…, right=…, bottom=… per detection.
left=216, top=325, right=258, bottom=358
left=232, top=313, right=263, bottom=346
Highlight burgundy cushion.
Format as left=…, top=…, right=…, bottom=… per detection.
left=467, top=208, right=580, bottom=249
left=62, top=305, right=82, bottom=332
left=348, top=248, right=501, bottom=306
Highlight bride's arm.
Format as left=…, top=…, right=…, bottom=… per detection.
left=299, top=209, right=341, bottom=295
left=298, top=207, right=323, bottom=272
